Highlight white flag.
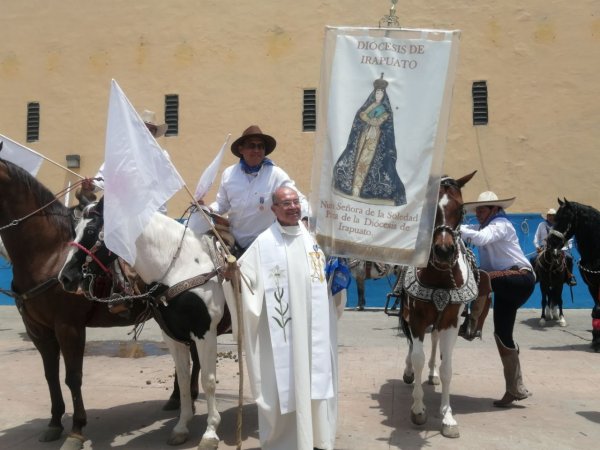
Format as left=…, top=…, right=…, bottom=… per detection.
left=194, top=134, right=230, bottom=200
left=103, top=79, right=184, bottom=265
left=0, top=134, right=44, bottom=175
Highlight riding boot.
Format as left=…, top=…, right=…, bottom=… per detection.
left=493, top=333, right=531, bottom=407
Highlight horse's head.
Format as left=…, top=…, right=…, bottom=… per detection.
left=59, top=197, right=116, bottom=293
left=430, top=171, right=476, bottom=268
left=546, top=198, right=576, bottom=253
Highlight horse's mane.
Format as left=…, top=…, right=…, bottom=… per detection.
left=565, top=201, right=600, bottom=263
left=1, top=158, right=72, bottom=233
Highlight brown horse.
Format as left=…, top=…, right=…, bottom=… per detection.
left=399, top=171, right=491, bottom=438
left=0, top=156, right=197, bottom=449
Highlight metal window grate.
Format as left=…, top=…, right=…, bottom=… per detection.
left=26, top=102, right=40, bottom=142
left=164, top=94, right=179, bottom=136
left=472, top=81, right=488, bottom=126
left=302, top=89, right=316, bottom=132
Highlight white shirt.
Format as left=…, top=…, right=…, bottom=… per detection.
left=209, top=162, right=307, bottom=249
left=460, top=216, right=532, bottom=272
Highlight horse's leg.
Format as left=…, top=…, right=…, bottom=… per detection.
left=427, top=329, right=440, bottom=385
left=438, top=324, right=460, bottom=438
left=194, top=330, right=220, bottom=449
left=190, top=340, right=200, bottom=400
left=409, top=334, right=427, bottom=425
left=53, top=324, right=88, bottom=450
left=163, top=342, right=200, bottom=411
left=403, top=339, right=414, bottom=384
left=356, top=276, right=366, bottom=311
left=27, top=328, right=66, bottom=442
left=556, top=279, right=567, bottom=327
left=163, top=335, right=193, bottom=446
left=542, top=285, right=551, bottom=323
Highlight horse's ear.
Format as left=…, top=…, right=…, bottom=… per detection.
left=557, top=198, right=564, bottom=206
left=456, top=170, right=477, bottom=188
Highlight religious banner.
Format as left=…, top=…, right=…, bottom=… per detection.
left=310, top=27, right=460, bottom=266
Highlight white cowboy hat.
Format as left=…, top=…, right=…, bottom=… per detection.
left=464, top=191, right=516, bottom=212
left=140, top=110, right=168, bottom=137
left=542, top=208, right=556, bottom=219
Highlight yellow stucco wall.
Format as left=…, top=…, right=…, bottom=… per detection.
left=1, top=1, right=599, bottom=214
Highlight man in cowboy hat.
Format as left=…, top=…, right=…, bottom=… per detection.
left=80, top=110, right=170, bottom=214
left=533, top=208, right=576, bottom=286
left=199, top=125, right=307, bottom=254
left=460, top=191, right=536, bottom=407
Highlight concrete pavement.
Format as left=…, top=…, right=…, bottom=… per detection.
left=0, top=305, right=598, bottom=449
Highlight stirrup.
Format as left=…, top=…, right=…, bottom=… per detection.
left=567, top=275, right=577, bottom=286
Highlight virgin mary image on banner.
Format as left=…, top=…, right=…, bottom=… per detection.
left=332, top=73, right=407, bottom=206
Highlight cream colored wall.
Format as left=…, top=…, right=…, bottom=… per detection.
left=1, top=1, right=599, bottom=214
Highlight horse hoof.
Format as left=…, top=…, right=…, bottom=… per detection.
left=428, top=375, right=440, bottom=385
left=539, top=318, right=546, bottom=327
left=411, top=410, right=427, bottom=425
left=442, top=424, right=460, bottom=438
left=355, top=305, right=364, bottom=311
left=403, top=373, right=415, bottom=384
left=558, top=316, right=567, bottom=327
left=162, top=397, right=181, bottom=411
left=39, top=425, right=64, bottom=442
left=167, top=432, right=189, bottom=446
left=198, top=436, right=220, bottom=450
left=59, top=434, right=85, bottom=450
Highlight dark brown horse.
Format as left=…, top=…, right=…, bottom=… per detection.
left=547, top=198, right=600, bottom=351
left=399, top=171, right=491, bottom=438
left=0, top=156, right=197, bottom=449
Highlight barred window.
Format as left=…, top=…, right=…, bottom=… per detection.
left=472, top=81, right=488, bottom=126
left=165, top=94, right=179, bottom=136
left=302, top=89, right=316, bottom=132
left=27, top=102, right=40, bottom=142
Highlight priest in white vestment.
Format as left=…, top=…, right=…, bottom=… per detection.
left=237, top=187, right=345, bottom=450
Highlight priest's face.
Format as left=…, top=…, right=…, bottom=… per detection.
left=272, top=188, right=301, bottom=226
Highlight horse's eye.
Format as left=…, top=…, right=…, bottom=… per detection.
left=86, top=228, right=95, bottom=236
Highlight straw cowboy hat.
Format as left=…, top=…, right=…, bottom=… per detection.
left=140, top=110, right=168, bottom=138
left=231, top=125, right=277, bottom=157
left=464, top=191, right=516, bottom=212
left=542, top=208, right=557, bottom=219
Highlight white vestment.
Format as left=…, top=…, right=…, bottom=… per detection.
left=238, top=221, right=344, bottom=450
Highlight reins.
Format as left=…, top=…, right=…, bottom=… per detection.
left=0, top=179, right=87, bottom=232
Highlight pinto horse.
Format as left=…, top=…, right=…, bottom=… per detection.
left=399, top=171, right=491, bottom=438
left=0, top=156, right=199, bottom=450
left=534, top=247, right=568, bottom=327
left=546, top=198, right=600, bottom=351
left=59, top=197, right=227, bottom=448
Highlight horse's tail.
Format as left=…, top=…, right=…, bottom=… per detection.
left=400, top=314, right=412, bottom=345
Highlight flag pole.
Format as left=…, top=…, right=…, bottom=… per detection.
left=181, top=183, right=246, bottom=449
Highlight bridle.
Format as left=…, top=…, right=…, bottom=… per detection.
left=429, top=177, right=465, bottom=272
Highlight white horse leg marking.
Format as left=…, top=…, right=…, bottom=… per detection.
left=410, top=337, right=427, bottom=425
left=163, top=335, right=193, bottom=446
left=194, top=330, right=221, bottom=449
left=438, top=310, right=462, bottom=438
left=428, top=329, right=440, bottom=385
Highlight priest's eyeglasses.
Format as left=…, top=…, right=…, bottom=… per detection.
left=274, top=199, right=301, bottom=208
left=243, top=142, right=265, bottom=150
